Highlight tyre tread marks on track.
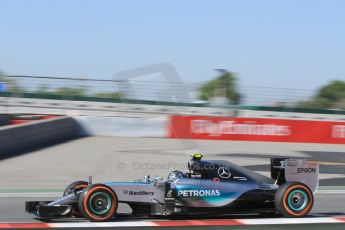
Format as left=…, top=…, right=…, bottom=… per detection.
left=1, top=217, right=345, bottom=228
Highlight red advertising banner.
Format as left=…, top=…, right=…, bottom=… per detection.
left=168, top=115, right=345, bottom=144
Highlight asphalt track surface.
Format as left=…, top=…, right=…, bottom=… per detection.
left=0, top=193, right=345, bottom=229
left=1, top=137, right=345, bottom=190
left=0, top=137, right=345, bottom=229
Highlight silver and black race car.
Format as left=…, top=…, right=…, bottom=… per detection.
left=25, top=154, right=319, bottom=221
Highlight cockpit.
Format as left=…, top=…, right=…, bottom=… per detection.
left=167, top=153, right=226, bottom=181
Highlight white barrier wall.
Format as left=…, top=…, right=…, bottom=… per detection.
left=2, top=97, right=345, bottom=121
left=74, top=116, right=168, bottom=137
left=0, top=97, right=235, bottom=118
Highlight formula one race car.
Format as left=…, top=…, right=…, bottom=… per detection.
left=26, top=154, right=319, bottom=221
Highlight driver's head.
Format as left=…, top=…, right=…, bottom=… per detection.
left=188, top=153, right=204, bottom=174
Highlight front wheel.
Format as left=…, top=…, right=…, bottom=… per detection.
left=275, top=182, right=314, bottom=218
left=78, top=184, right=118, bottom=222
left=63, top=181, right=88, bottom=217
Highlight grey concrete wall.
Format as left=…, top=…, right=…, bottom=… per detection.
left=0, top=115, right=168, bottom=158
left=0, top=114, right=12, bottom=126
left=0, top=117, right=79, bottom=158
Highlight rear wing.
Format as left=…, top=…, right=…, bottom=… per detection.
left=271, top=158, right=319, bottom=193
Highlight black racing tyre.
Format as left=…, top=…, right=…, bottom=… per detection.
left=63, top=181, right=88, bottom=217
left=275, top=182, right=314, bottom=218
left=78, top=184, right=118, bottom=222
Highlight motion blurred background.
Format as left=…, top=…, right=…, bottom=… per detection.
left=1, top=0, right=345, bottom=192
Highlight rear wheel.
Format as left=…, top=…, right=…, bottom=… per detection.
left=63, top=181, right=88, bottom=217
left=78, top=184, right=118, bottom=222
left=275, top=182, right=314, bottom=218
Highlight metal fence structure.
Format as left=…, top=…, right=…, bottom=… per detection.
left=240, top=85, right=315, bottom=106
left=1, top=75, right=345, bottom=120
left=1, top=75, right=315, bottom=106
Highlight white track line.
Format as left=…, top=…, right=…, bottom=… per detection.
left=240, top=217, right=344, bottom=225
left=0, top=192, right=60, bottom=198
left=49, top=217, right=345, bottom=227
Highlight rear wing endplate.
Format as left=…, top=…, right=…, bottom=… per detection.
left=271, top=158, right=319, bottom=193
left=285, top=159, right=319, bottom=193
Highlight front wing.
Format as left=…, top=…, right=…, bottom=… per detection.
left=25, top=201, right=72, bottom=219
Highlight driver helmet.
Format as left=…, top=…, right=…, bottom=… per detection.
left=191, top=153, right=203, bottom=161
